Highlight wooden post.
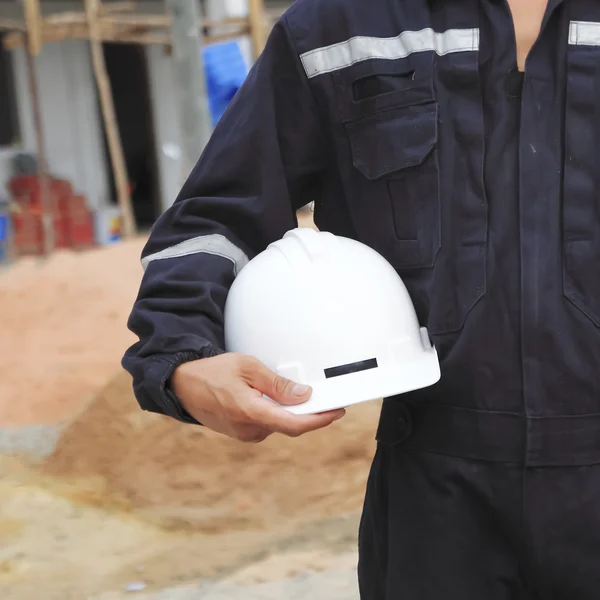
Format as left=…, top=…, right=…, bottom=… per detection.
left=248, top=0, right=266, bottom=60
left=24, top=34, right=54, bottom=256
left=166, top=0, right=212, bottom=181
left=84, top=0, right=136, bottom=237
left=22, top=0, right=42, bottom=55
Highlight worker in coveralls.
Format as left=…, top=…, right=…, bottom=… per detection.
left=123, top=0, right=600, bottom=597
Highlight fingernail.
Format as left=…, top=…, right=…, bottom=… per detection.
left=333, top=410, right=346, bottom=421
left=291, top=383, right=311, bottom=397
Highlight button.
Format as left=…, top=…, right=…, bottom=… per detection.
left=376, top=400, right=413, bottom=445
left=395, top=406, right=413, bottom=444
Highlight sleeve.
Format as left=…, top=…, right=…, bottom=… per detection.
left=121, top=16, right=331, bottom=423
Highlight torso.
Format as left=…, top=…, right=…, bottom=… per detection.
left=287, top=0, right=600, bottom=418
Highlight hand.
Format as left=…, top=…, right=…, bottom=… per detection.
left=171, top=353, right=346, bottom=443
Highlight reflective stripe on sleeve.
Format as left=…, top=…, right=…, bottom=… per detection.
left=141, top=234, right=250, bottom=276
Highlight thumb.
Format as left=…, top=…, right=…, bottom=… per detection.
left=244, top=359, right=312, bottom=406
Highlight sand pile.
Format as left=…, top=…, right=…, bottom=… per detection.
left=0, top=238, right=145, bottom=426
left=42, top=369, right=380, bottom=534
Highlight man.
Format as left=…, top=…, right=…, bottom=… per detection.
left=123, top=0, right=600, bottom=597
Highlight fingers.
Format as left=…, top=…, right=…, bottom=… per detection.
left=233, top=423, right=272, bottom=444
left=222, top=385, right=344, bottom=442
left=238, top=356, right=313, bottom=406
left=245, top=392, right=346, bottom=437
left=171, top=354, right=346, bottom=445
left=235, top=355, right=347, bottom=436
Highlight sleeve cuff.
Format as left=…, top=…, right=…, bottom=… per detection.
left=136, top=347, right=224, bottom=425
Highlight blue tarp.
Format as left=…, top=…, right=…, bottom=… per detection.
left=203, top=41, right=250, bottom=127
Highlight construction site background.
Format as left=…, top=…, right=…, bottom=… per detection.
left=0, top=2, right=380, bottom=595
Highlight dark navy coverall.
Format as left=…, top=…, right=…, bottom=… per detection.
left=123, top=0, right=600, bottom=597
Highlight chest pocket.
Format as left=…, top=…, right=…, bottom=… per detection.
left=563, top=21, right=600, bottom=327
left=334, top=55, right=441, bottom=270
left=332, top=44, right=487, bottom=336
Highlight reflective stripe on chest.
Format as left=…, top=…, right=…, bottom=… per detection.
left=300, top=19, right=600, bottom=80
left=299, top=28, right=480, bottom=78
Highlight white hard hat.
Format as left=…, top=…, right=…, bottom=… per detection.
left=224, top=228, right=440, bottom=415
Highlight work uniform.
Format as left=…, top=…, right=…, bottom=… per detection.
left=123, top=0, right=600, bottom=597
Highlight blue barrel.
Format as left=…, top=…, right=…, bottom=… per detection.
left=0, top=204, right=13, bottom=266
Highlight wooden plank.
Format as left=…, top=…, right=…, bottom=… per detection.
left=100, top=14, right=249, bottom=30
left=4, top=27, right=82, bottom=49
left=205, top=16, right=250, bottom=28
left=4, top=26, right=172, bottom=48
left=248, top=0, right=267, bottom=59
left=0, top=18, right=27, bottom=31
left=204, top=26, right=249, bottom=45
left=5, top=26, right=249, bottom=49
left=4, top=31, right=29, bottom=49
left=0, top=12, right=249, bottom=35
left=106, top=32, right=171, bottom=44
left=2, top=14, right=251, bottom=49
left=43, top=11, right=88, bottom=26
left=99, top=14, right=250, bottom=28
left=5, top=25, right=93, bottom=49
left=99, top=1, right=135, bottom=15
left=84, top=0, right=136, bottom=237
left=22, top=0, right=43, bottom=55
left=100, top=13, right=169, bottom=28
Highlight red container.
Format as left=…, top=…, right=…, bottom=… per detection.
left=25, top=188, right=60, bottom=213
left=64, top=209, right=94, bottom=249
left=9, top=178, right=95, bottom=254
left=12, top=210, right=70, bottom=256
left=8, top=176, right=71, bottom=213
left=58, top=194, right=87, bottom=216
left=52, top=179, right=73, bottom=202
left=8, top=175, right=39, bottom=198
left=9, top=175, right=71, bottom=195
left=12, top=211, right=42, bottom=256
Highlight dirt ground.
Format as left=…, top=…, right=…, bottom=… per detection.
left=0, top=238, right=143, bottom=426
left=0, top=393, right=377, bottom=598
left=0, top=209, right=380, bottom=599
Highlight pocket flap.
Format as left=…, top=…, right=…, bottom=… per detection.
left=345, top=103, right=438, bottom=181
